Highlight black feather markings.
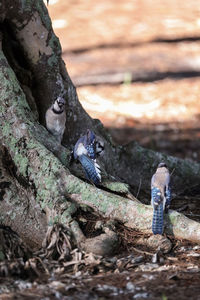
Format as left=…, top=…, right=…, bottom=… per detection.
left=78, top=154, right=101, bottom=185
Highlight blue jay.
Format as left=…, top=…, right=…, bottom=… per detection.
left=45, top=97, right=66, bottom=144
left=73, top=129, right=101, bottom=185
left=151, top=163, right=171, bottom=235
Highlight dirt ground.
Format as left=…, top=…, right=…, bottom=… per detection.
left=48, top=0, right=200, bottom=161
left=49, top=1, right=200, bottom=298
left=1, top=0, right=200, bottom=299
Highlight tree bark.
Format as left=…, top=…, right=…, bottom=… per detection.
left=0, top=0, right=200, bottom=252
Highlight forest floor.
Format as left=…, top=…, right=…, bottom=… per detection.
left=1, top=0, right=200, bottom=299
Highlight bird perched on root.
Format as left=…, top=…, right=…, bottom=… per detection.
left=73, top=129, right=103, bottom=185
left=45, top=96, right=66, bottom=144
left=151, top=162, right=171, bottom=235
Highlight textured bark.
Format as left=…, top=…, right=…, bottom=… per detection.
left=0, top=146, right=47, bottom=250
left=2, top=0, right=199, bottom=198
left=0, top=0, right=200, bottom=252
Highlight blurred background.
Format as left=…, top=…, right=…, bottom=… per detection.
left=48, top=0, right=200, bottom=162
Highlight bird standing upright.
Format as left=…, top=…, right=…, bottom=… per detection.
left=73, top=129, right=102, bottom=185
left=151, top=163, right=171, bottom=235
left=45, top=97, right=66, bottom=144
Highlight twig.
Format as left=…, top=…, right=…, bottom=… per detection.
left=166, top=256, right=178, bottom=261
left=136, top=178, right=142, bottom=199
left=131, top=246, right=154, bottom=256
left=170, top=168, right=175, bottom=176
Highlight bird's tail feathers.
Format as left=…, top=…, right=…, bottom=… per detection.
left=152, top=203, right=164, bottom=235
left=79, top=155, right=101, bottom=185
left=151, top=187, right=164, bottom=234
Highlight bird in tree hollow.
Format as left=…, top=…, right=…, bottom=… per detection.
left=45, top=96, right=66, bottom=144
left=73, top=129, right=103, bottom=185
left=151, top=162, right=171, bottom=235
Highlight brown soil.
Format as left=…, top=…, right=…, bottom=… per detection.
left=48, top=0, right=200, bottom=162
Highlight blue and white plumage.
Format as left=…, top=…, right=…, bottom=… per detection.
left=151, top=163, right=171, bottom=235
left=73, top=129, right=102, bottom=185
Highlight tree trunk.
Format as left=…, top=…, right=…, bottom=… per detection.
left=1, top=0, right=200, bottom=253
